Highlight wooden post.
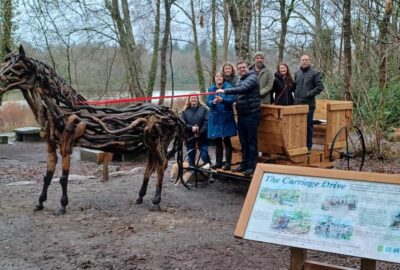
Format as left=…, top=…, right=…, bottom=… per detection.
left=360, top=259, right=377, bottom=270
left=290, top=247, right=307, bottom=270
left=97, top=152, right=113, bottom=182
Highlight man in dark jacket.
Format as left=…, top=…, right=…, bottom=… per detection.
left=294, top=53, right=324, bottom=152
left=216, top=60, right=261, bottom=176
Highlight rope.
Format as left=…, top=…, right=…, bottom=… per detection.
left=81, top=92, right=216, bottom=106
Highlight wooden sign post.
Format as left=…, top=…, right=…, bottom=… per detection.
left=235, top=164, right=400, bottom=270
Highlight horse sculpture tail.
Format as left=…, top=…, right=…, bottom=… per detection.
left=167, top=118, right=189, bottom=189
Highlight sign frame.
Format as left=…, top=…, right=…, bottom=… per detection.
left=234, top=164, right=400, bottom=270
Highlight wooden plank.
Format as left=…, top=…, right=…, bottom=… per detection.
left=290, top=247, right=307, bottom=270
left=287, top=147, right=308, bottom=156
left=315, top=100, right=328, bottom=120
left=327, top=141, right=346, bottom=150
left=256, top=164, right=400, bottom=184
left=307, top=161, right=335, bottom=169
left=284, top=113, right=307, bottom=150
left=328, top=102, right=353, bottom=111
left=281, top=105, right=309, bottom=115
left=304, top=260, right=356, bottom=270
left=261, top=104, right=309, bottom=115
left=234, top=165, right=265, bottom=238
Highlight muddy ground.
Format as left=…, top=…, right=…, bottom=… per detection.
left=0, top=141, right=399, bottom=270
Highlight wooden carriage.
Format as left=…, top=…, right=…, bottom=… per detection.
left=186, top=99, right=365, bottom=184
left=229, top=99, right=365, bottom=174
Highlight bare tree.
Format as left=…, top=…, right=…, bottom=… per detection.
left=342, top=0, right=352, bottom=100
left=104, top=0, right=145, bottom=97
left=147, top=0, right=161, bottom=97
left=222, top=0, right=229, bottom=62
left=378, top=0, right=394, bottom=89
left=0, top=0, right=13, bottom=105
left=159, top=0, right=174, bottom=105
left=277, top=0, right=296, bottom=62
left=226, top=0, right=252, bottom=60
left=210, top=0, right=217, bottom=79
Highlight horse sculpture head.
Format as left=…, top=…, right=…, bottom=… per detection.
left=0, top=45, right=86, bottom=108
left=0, top=45, right=34, bottom=96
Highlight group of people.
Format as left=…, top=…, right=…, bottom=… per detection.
left=180, top=52, right=324, bottom=177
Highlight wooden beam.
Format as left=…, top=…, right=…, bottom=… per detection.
left=304, top=260, right=356, bottom=270
left=360, top=258, right=377, bottom=270
left=290, top=247, right=307, bottom=270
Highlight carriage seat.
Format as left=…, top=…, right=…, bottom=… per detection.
left=13, top=127, right=42, bottom=142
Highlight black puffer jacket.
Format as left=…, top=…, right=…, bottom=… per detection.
left=224, top=70, right=260, bottom=116
left=294, top=67, right=324, bottom=106
left=180, top=104, right=209, bottom=146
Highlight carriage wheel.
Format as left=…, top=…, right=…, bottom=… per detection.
left=182, top=148, right=211, bottom=188
left=329, top=125, right=366, bottom=171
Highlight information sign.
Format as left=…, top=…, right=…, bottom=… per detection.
left=235, top=164, right=400, bottom=264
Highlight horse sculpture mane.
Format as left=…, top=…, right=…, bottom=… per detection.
left=0, top=45, right=185, bottom=214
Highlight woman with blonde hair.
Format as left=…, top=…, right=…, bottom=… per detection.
left=180, top=94, right=210, bottom=166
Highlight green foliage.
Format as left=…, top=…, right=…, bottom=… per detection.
left=357, top=83, right=400, bottom=130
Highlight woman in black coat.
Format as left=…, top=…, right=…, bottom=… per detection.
left=180, top=95, right=210, bottom=166
left=270, top=63, right=295, bottom=105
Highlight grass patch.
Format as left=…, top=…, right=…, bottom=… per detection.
left=0, top=102, right=38, bottom=132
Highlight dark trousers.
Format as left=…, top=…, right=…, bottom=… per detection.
left=214, top=137, right=232, bottom=166
left=237, top=113, right=260, bottom=170
left=307, top=106, right=316, bottom=150
left=186, top=144, right=210, bottom=166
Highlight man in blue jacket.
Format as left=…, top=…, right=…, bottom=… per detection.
left=216, top=60, right=261, bottom=177
left=294, top=53, right=324, bottom=152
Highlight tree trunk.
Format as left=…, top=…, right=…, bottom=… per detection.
left=277, top=0, right=295, bottom=63
left=0, top=0, right=13, bottom=105
left=378, top=0, right=393, bottom=90
left=190, top=0, right=206, bottom=93
left=147, top=0, right=161, bottom=98
left=105, top=0, right=145, bottom=98
left=342, top=0, right=352, bottom=101
left=314, top=0, right=322, bottom=68
left=210, top=0, right=217, bottom=80
left=257, top=0, right=262, bottom=51
left=223, top=0, right=229, bottom=62
left=227, top=0, right=252, bottom=60
left=159, top=0, right=172, bottom=105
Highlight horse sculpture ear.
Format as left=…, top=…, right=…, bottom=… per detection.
left=19, top=45, right=25, bottom=57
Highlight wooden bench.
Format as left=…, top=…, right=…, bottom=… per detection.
left=80, top=148, right=113, bottom=181
left=0, top=134, right=8, bottom=144
left=13, top=127, right=42, bottom=142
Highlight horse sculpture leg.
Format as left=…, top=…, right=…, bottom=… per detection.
left=34, top=143, right=57, bottom=212
left=151, top=157, right=168, bottom=211
left=57, top=153, right=71, bottom=215
left=135, top=154, right=154, bottom=205
left=149, top=146, right=169, bottom=211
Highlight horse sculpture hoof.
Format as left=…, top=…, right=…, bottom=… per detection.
left=150, top=204, right=161, bottom=211
left=33, top=205, right=44, bottom=212
left=134, top=197, right=143, bottom=205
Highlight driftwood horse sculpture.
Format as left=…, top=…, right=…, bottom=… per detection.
left=0, top=46, right=185, bottom=214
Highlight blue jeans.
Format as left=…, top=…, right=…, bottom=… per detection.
left=307, top=106, right=316, bottom=150
left=237, top=113, right=260, bottom=170
left=186, top=144, right=210, bottom=166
